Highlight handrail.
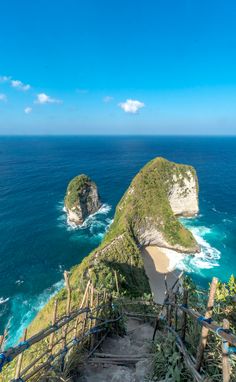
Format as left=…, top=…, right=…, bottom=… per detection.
left=153, top=275, right=235, bottom=382
left=1, top=271, right=235, bottom=382
left=1, top=300, right=112, bottom=370
left=1, top=306, right=89, bottom=365
left=166, top=302, right=236, bottom=347
left=0, top=274, right=120, bottom=381
left=14, top=315, right=123, bottom=382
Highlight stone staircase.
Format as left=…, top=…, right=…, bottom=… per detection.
left=79, top=317, right=154, bottom=382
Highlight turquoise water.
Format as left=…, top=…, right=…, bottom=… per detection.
left=0, top=136, right=235, bottom=345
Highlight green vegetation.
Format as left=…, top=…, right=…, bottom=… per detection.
left=150, top=276, right=236, bottom=381
left=105, top=157, right=198, bottom=251
left=151, top=331, right=192, bottom=381
left=30, top=158, right=199, bottom=333
left=0, top=157, right=200, bottom=380
left=64, top=174, right=93, bottom=209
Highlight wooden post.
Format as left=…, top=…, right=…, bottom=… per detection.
left=73, top=317, right=81, bottom=344
left=61, top=271, right=72, bottom=371
left=49, top=299, right=58, bottom=353
left=222, top=319, right=231, bottom=382
left=64, top=271, right=71, bottom=316
left=181, top=289, right=188, bottom=342
left=80, top=280, right=90, bottom=309
left=91, top=290, right=99, bottom=350
left=0, top=335, right=4, bottom=351
left=195, top=277, right=218, bottom=371
left=89, top=284, right=94, bottom=349
left=1, top=320, right=10, bottom=352
left=164, top=274, right=169, bottom=297
left=74, top=281, right=90, bottom=342
left=169, top=301, right=173, bottom=327
left=164, top=274, right=170, bottom=323
left=14, top=329, right=27, bottom=380
left=170, top=270, right=184, bottom=292
left=89, top=284, right=94, bottom=323
left=82, top=288, right=89, bottom=341
left=62, top=272, right=71, bottom=345
left=174, top=294, right=178, bottom=332
left=114, top=270, right=119, bottom=295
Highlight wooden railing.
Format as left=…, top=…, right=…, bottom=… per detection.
left=1, top=270, right=236, bottom=381
left=0, top=272, right=121, bottom=381
left=153, top=276, right=236, bottom=382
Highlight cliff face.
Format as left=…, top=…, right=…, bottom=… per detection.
left=168, top=171, right=199, bottom=217
left=64, top=175, right=101, bottom=226
left=108, top=157, right=199, bottom=253
left=28, top=157, right=199, bottom=336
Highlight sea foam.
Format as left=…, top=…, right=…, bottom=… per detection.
left=58, top=202, right=112, bottom=232
left=7, top=279, right=64, bottom=348
left=7, top=202, right=113, bottom=347
left=175, top=224, right=221, bottom=274
left=0, top=297, right=9, bottom=305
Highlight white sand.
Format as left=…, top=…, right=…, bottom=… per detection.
left=141, top=246, right=181, bottom=304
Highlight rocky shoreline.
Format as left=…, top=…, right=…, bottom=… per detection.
left=28, top=157, right=200, bottom=336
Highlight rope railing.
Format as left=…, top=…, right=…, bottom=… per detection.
left=153, top=275, right=236, bottom=382
left=1, top=269, right=235, bottom=382
left=0, top=274, right=121, bottom=382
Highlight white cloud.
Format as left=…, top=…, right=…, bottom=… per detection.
left=0, top=75, right=31, bottom=91
left=11, top=80, right=31, bottom=91
left=0, top=76, right=11, bottom=83
left=24, top=107, right=32, bottom=114
left=103, top=96, right=114, bottom=103
left=35, top=93, right=62, bottom=104
left=0, top=94, right=7, bottom=102
left=119, top=99, right=145, bottom=114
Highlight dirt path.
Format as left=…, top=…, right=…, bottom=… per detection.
left=141, top=246, right=180, bottom=304
left=79, top=318, right=154, bottom=382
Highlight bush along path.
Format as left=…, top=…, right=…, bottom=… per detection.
left=2, top=273, right=236, bottom=381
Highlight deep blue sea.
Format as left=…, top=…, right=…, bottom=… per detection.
left=0, top=136, right=236, bottom=345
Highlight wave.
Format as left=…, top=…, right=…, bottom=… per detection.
left=176, top=224, right=221, bottom=274
left=57, top=202, right=112, bottom=231
left=0, top=297, right=9, bottom=305
left=6, top=202, right=113, bottom=347
left=7, top=279, right=63, bottom=348
left=57, top=202, right=113, bottom=246
left=223, top=218, right=233, bottom=224
left=76, top=204, right=112, bottom=229
left=15, top=280, right=24, bottom=285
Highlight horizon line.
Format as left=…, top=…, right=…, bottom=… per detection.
left=0, top=134, right=236, bottom=138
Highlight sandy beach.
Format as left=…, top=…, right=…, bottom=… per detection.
left=141, top=246, right=181, bottom=304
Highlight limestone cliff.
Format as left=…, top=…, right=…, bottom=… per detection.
left=28, top=157, right=200, bottom=335
left=106, top=157, right=199, bottom=253
left=64, top=174, right=101, bottom=226
left=168, top=171, right=199, bottom=217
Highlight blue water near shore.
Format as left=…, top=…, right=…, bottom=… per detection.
left=0, top=136, right=236, bottom=345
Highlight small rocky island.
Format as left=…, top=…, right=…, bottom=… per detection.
left=64, top=174, right=101, bottom=226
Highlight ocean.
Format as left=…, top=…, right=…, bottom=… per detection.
left=0, top=136, right=236, bottom=345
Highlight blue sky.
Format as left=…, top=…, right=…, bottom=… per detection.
left=0, top=0, right=236, bottom=135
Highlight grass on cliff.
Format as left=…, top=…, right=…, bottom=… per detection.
left=150, top=276, right=236, bottom=382
left=29, top=158, right=198, bottom=335
left=64, top=174, right=92, bottom=209
left=1, top=157, right=200, bottom=380
left=105, top=157, right=198, bottom=251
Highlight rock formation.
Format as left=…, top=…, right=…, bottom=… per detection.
left=29, top=157, right=200, bottom=336
left=108, top=157, right=199, bottom=253
left=64, top=174, right=101, bottom=226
